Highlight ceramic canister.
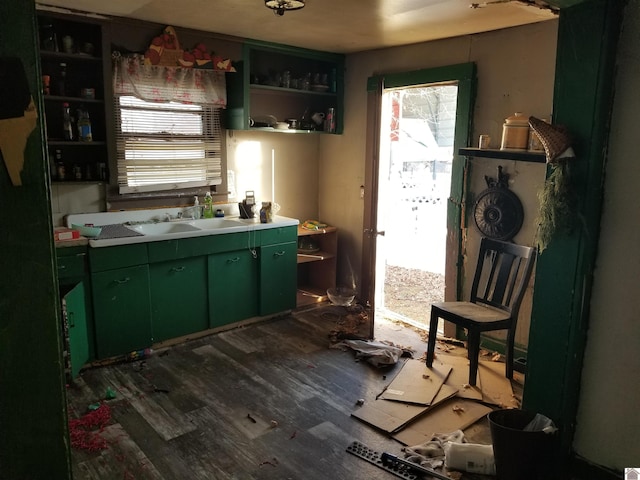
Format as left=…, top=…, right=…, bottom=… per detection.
left=500, top=112, right=529, bottom=150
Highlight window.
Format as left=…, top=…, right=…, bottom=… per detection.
left=112, top=55, right=227, bottom=194
left=114, top=96, right=222, bottom=194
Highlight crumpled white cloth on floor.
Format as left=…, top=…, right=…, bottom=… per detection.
left=402, top=430, right=466, bottom=470
left=330, top=339, right=404, bottom=367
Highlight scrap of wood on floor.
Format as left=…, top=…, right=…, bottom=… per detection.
left=351, top=352, right=518, bottom=446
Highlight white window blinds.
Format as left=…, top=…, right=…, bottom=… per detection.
left=114, top=96, right=222, bottom=193
left=112, top=56, right=226, bottom=194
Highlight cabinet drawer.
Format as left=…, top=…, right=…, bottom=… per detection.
left=57, top=253, right=86, bottom=280
left=89, top=244, right=148, bottom=272
left=260, top=226, right=297, bottom=246
left=147, top=233, right=249, bottom=262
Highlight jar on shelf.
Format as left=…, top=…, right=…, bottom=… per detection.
left=500, top=112, right=529, bottom=150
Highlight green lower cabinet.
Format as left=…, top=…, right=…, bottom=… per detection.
left=259, top=242, right=298, bottom=315
left=209, top=250, right=258, bottom=327
left=150, top=257, right=209, bottom=342
left=64, top=282, right=89, bottom=378
left=91, top=264, right=152, bottom=358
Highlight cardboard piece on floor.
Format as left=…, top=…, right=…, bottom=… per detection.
left=435, top=354, right=483, bottom=401
left=478, top=360, right=518, bottom=408
left=379, top=359, right=452, bottom=405
left=352, top=384, right=458, bottom=434
left=392, top=398, right=493, bottom=446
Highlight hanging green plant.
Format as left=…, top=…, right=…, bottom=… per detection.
left=535, top=159, right=576, bottom=252
left=528, top=116, right=577, bottom=252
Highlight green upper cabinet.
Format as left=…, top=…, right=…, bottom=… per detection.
left=226, top=40, right=344, bottom=134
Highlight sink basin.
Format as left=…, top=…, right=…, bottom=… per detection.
left=127, top=222, right=202, bottom=236
left=190, top=218, right=244, bottom=229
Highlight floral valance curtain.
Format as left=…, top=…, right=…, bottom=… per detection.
left=113, top=55, right=226, bottom=107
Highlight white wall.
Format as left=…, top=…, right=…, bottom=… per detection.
left=226, top=129, right=320, bottom=222
left=319, top=20, right=557, bottom=346
left=50, top=182, right=105, bottom=226
left=573, top=0, right=640, bottom=469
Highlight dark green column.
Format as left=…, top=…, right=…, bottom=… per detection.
left=523, top=0, right=624, bottom=465
left=0, top=1, right=71, bottom=478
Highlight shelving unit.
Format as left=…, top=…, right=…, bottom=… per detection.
left=37, top=12, right=111, bottom=183
left=459, top=147, right=546, bottom=163
left=226, top=40, right=344, bottom=134
left=297, top=225, right=337, bottom=307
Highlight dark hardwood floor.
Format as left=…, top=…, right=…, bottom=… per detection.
left=65, top=305, right=501, bottom=479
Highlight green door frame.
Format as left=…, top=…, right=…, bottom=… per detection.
left=362, top=63, right=477, bottom=321
left=523, top=0, right=624, bottom=471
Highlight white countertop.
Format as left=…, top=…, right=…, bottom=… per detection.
left=66, top=209, right=299, bottom=248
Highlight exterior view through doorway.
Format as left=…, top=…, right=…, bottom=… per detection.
left=375, top=85, right=457, bottom=330
left=361, top=63, right=476, bottom=340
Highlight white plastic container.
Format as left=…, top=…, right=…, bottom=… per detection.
left=444, top=442, right=496, bottom=475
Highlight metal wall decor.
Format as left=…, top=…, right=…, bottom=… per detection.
left=473, top=165, right=524, bottom=241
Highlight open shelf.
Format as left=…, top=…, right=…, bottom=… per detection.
left=459, top=148, right=546, bottom=163
left=297, top=225, right=337, bottom=308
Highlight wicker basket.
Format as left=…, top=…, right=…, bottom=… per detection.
left=528, top=116, right=572, bottom=163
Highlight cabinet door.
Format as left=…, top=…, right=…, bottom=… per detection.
left=209, top=250, right=258, bottom=327
left=64, top=282, right=89, bottom=378
left=259, top=242, right=297, bottom=315
left=150, top=257, right=208, bottom=342
left=91, top=265, right=151, bottom=358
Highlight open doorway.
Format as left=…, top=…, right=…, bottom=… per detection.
left=361, top=63, right=476, bottom=340
left=375, top=84, right=457, bottom=330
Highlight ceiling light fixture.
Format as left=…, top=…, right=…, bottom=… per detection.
left=264, top=0, right=305, bottom=16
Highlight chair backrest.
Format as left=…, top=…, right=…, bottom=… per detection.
left=470, top=237, right=536, bottom=316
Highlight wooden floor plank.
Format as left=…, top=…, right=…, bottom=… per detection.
left=68, top=306, right=514, bottom=479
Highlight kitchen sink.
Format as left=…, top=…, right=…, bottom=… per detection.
left=126, top=222, right=203, bottom=236
left=190, top=218, right=245, bottom=229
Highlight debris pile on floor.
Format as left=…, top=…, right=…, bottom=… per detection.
left=348, top=352, right=520, bottom=478
left=68, top=403, right=111, bottom=451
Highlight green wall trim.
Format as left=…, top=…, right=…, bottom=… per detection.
left=367, top=62, right=476, bottom=92
left=0, top=0, right=71, bottom=478
left=522, top=0, right=624, bottom=466
left=244, top=38, right=344, bottom=61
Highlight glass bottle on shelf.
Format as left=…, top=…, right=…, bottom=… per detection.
left=57, top=62, right=67, bottom=96
left=40, top=24, right=58, bottom=52
left=76, top=106, right=93, bottom=142
left=62, top=102, right=74, bottom=141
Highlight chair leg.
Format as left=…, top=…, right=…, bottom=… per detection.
left=505, top=329, right=515, bottom=379
left=425, top=309, right=439, bottom=367
left=467, top=331, right=480, bottom=386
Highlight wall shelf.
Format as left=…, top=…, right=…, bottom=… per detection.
left=459, top=148, right=546, bottom=163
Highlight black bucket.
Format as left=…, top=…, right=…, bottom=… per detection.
left=488, top=409, right=556, bottom=480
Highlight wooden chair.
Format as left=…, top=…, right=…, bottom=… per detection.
left=426, top=237, right=536, bottom=386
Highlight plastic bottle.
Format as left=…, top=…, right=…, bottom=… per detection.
left=62, top=102, right=74, bottom=140
left=203, top=191, right=213, bottom=218
left=193, top=196, right=201, bottom=219
left=76, top=106, right=93, bottom=142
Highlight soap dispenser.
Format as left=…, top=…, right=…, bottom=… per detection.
left=193, top=196, right=201, bottom=219
left=203, top=191, right=214, bottom=218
